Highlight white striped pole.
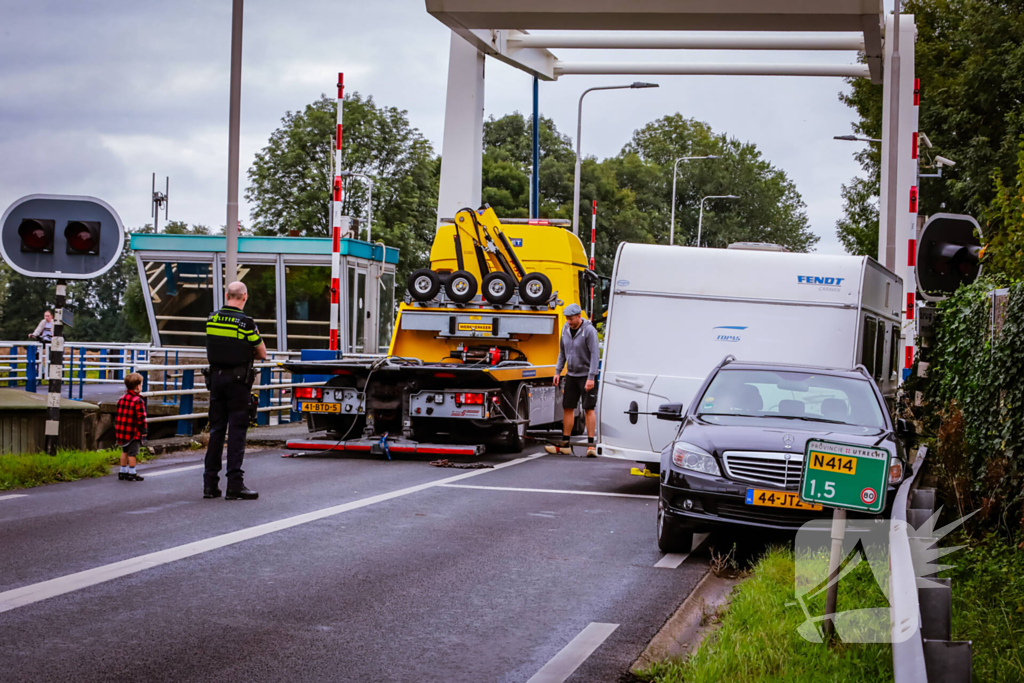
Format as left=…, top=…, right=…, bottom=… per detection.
left=45, top=281, right=67, bottom=455
left=329, top=72, right=344, bottom=353
left=589, top=200, right=596, bottom=316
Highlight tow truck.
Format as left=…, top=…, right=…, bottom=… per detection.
left=282, top=206, right=609, bottom=457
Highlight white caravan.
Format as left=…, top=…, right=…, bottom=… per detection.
left=596, top=244, right=903, bottom=467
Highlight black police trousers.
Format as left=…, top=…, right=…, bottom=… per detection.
left=204, top=367, right=251, bottom=489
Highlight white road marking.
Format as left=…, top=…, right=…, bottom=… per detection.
left=0, top=453, right=545, bottom=614
left=143, top=464, right=204, bottom=477
left=654, top=553, right=688, bottom=569
left=653, top=533, right=709, bottom=568
left=441, top=484, right=657, bottom=500
left=526, top=622, right=619, bottom=683
left=0, top=494, right=27, bottom=502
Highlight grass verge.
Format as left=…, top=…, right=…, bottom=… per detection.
left=0, top=448, right=151, bottom=490
left=635, top=547, right=893, bottom=683
left=943, top=533, right=1024, bottom=682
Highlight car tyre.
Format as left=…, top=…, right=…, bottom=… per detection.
left=408, top=268, right=441, bottom=301
left=445, top=270, right=478, bottom=304
left=657, top=499, right=694, bottom=553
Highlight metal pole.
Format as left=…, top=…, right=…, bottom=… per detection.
left=366, top=179, right=373, bottom=244
left=224, top=0, right=243, bottom=289
left=44, top=280, right=67, bottom=456
left=884, top=1, right=902, bottom=271
left=670, top=159, right=681, bottom=246
left=572, top=91, right=586, bottom=236
left=697, top=199, right=706, bottom=247
left=329, top=73, right=345, bottom=352
left=527, top=172, right=533, bottom=218
left=589, top=200, right=597, bottom=316
left=532, top=77, right=540, bottom=219
left=822, top=509, right=848, bottom=642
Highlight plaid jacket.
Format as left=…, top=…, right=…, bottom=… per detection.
left=114, top=391, right=147, bottom=443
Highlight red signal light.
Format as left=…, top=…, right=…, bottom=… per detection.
left=18, top=219, right=54, bottom=253
left=65, top=221, right=100, bottom=255
left=294, top=387, right=323, bottom=400
left=455, top=392, right=485, bottom=405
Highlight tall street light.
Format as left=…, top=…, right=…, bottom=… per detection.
left=697, top=194, right=740, bottom=247
left=572, top=82, right=659, bottom=235
left=670, top=155, right=720, bottom=246
left=339, top=171, right=375, bottom=243
left=224, top=0, right=243, bottom=289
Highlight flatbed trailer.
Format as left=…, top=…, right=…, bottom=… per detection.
left=282, top=206, right=608, bottom=455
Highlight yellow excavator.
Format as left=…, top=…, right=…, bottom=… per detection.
left=282, top=206, right=609, bottom=456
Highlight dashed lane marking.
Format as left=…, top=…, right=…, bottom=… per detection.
left=440, top=484, right=657, bottom=500
left=0, top=453, right=545, bottom=614
left=0, top=494, right=27, bottom=502
left=653, top=534, right=709, bottom=568
left=143, top=464, right=204, bottom=477
left=526, top=622, right=619, bottom=683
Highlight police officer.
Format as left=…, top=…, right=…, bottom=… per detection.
left=203, top=281, right=267, bottom=500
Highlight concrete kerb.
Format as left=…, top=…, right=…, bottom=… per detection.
left=139, top=423, right=310, bottom=457
left=631, top=570, right=742, bottom=673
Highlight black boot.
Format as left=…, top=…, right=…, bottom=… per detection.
left=225, top=485, right=258, bottom=500
left=203, top=487, right=222, bottom=499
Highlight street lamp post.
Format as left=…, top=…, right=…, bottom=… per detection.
left=670, top=155, right=720, bottom=245
left=697, top=194, right=740, bottom=247
left=572, top=82, right=659, bottom=235
left=339, top=171, right=375, bottom=243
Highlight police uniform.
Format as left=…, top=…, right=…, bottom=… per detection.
left=203, top=305, right=262, bottom=495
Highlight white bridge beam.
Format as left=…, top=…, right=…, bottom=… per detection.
left=510, top=32, right=866, bottom=52
left=554, top=61, right=870, bottom=78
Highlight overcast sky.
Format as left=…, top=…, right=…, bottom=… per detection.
left=0, top=0, right=893, bottom=255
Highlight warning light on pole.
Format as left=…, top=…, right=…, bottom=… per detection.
left=65, top=220, right=100, bottom=255
left=18, top=219, right=55, bottom=253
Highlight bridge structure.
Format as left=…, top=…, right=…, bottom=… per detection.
left=425, top=0, right=920, bottom=384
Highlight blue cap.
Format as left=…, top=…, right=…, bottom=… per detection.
left=563, top=303, right=583, bottom=317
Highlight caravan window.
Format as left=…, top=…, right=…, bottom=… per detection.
left=874, top=322, right=886, bottom=381
left=890, top=325, right=901, bottom=379
left=861, top=317, right=878, bottom=376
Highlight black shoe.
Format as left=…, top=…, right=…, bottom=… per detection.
left=126, top=473, right=145, bottom=481
left=203, top=487, right=222, bottom=499
left=225, top=486, right=258, bottom=501
left=118, top=472, right=128, bottom=480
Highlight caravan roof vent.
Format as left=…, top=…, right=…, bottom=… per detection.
left=727, top=242, right=789, bottom=252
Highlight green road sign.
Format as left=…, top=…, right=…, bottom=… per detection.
left=799, top=439, right=890, bottom=514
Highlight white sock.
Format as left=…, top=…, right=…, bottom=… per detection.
left=120, top=466, right=128, bottom=473
left=128, top=467, right=136, bottom=474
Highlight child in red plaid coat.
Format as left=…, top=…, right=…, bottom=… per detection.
left=115, top=373, right=148, bottom=482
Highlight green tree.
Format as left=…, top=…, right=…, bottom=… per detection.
left=838, top=0, right=1024, bottom=252
left=246, top=93, right=439, bottom=284
left=835, top=177, right=880, bottom=256
left=982, top=137, right=1024, bottom=280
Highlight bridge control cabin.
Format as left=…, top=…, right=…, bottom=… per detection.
left=129, top=233, right=398, bottom=354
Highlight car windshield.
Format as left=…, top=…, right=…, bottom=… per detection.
left=696, top=369, right=887, bottom=429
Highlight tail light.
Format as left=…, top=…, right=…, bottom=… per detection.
left=295, top=387, right=323, bottom=400
left=455, top=392, right=485, bottom=405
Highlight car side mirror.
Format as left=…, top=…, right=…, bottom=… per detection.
left=895, top=418, right=913, bottom=438
left=656, top=403, right=685, bottom=421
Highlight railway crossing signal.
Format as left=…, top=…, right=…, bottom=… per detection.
left=915, top=213, right=983, bottom=301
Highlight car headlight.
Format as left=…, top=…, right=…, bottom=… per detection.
left=671, top=442, right=721, bottom=476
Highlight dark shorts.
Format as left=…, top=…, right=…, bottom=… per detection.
left=121, top=439, right=140, bottom=457
left=562, top=375, right=598, bottom=411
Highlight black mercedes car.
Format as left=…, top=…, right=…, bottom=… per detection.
left=655, top=358, right=911, bottom=552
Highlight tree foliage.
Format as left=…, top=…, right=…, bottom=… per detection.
left=982, top=137, right=1024, bottom=280
left=838, top=0, right=1024, bottom=254
left=246, top=93, right=439, bottom=284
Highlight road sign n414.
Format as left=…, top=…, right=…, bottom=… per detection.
left=799, top=439, right=890, bottom=514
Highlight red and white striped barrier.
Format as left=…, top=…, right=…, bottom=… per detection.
left=329, top=72, right=344, bottom=352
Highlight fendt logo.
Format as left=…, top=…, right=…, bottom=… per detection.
left=798, top=275, right=845, bottom=292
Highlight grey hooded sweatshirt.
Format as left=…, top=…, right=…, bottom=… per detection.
left=555, top=319, right=600, bottom=380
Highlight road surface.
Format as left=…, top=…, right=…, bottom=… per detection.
left=0, top=446, right=709, bottom=682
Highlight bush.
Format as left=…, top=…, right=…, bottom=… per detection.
left=0, top=449, right=124, bottom=490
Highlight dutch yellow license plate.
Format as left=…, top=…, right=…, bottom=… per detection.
left=746, top=488, right=823, bottom=511
left=301, top=402, right=340, bottom=413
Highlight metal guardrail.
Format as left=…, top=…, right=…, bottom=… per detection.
left=891, top=445, right=973, bottom=682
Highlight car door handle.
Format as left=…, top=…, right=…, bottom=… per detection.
left=613, top=377, right=644, bottom=389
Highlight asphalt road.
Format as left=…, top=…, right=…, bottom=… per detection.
left=0, top=444, right=710, bottom=682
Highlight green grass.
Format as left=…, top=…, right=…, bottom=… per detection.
left=943, top=533, right=1024, bottom=682
left=636, top=547, right=893, bottom=683
left=0, top=448, right=150, bottom=490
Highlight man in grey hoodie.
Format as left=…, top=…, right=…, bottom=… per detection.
left=546, top=303, right=600, bottom=457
